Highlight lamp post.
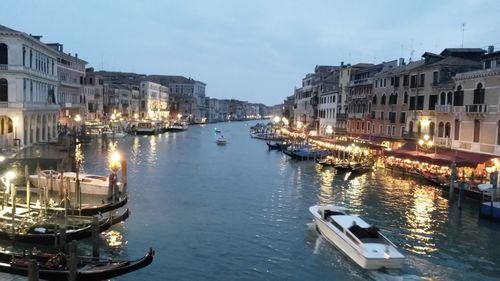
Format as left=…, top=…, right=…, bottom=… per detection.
left=326, top=125, right=333, bottom=138
left=108, top=151, right=121, bottom=203
left=417, top=134, right=434, bottom=153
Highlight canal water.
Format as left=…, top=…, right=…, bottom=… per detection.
left=76, top=120, right=500, bottom=281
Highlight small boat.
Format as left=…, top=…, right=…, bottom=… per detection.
left=214, top=128, right=221, bottom=133
left=0, top=247, right=154, bottom=280
left=216, top=135, right=227, bottom=145
left=28, top=170, right=124, bottom=196
left=266, top=141, right=289, bottom=151
left=283, top=146, right=330, bottom=160
left=0, top=208, right=129, bottom=245
left=11, top=195, right=129, bottom=216
left=166, top=121, right=188, bottom=132
left=309, top=205, right=404, bottom=269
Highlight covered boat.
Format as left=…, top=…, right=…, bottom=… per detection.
left=309, top=205, right=404, bottom=269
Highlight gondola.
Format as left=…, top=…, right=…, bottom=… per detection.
left=11, top=195, right=128, bottom=216
left=266, top=141, right=289, bottom=151
left=0, top=247, right=154, bottom=281
left=0, top=208, right=130, bottom=245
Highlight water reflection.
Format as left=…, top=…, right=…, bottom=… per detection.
left=103, top=230, right=125, bottom=248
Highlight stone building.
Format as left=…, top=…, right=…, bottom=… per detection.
left=140, top=81, right=169, bottom=120
left=0, top=24, right=59, bottom=148
left=444, top=46, right=500, bottom=155
left=46, top=43, right=87, bottom=126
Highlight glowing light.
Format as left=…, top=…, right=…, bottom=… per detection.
left=0, top=156, right=5, bottom=162
left=326, top=125, right=333, bottom=135
left=5, top=171, right=16, bottom=181
left=418, top=139, right=424, bottom=146
left=421, top=119, right=431, bottom=127
left=282, top=118, right=289, bottom=126
left=74, top=114, right=82, bottom=123
left=296, top=121, right=303, bottom=129
left=273, top=116, right=281, bottom=123
left=423, top=134, right=430, bottom=141
left=109, top=151, right=122, bottom=172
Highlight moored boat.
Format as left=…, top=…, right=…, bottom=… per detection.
left=29, top=170, right=124, bottom=196
left=0, top=247, right=154, bottom=280
left=283, top=146, right=330, bottom=160
left=309, top=205, right=404, bottom=269
left=166, top=121, right=188, bottom=132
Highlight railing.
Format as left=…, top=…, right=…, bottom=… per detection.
left=435, top=104, right=452, bottom=113
left=436, top=137, right=452, bottom=148
left=0, top=64, right=7, bottom=70
left=465, top=104, right=487, bottom=113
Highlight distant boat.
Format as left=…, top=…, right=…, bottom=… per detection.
left=214, top=128, right=221, bottom=133
left=166, top=121, right=188, bottom=132
left=135, top=120, right=162, bottom=135
left=309, top=205, right=404, bottom=270
left=216, top=135, right=227, bottom=145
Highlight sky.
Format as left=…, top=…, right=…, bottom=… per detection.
left=2, top=0, right=500, bottom=106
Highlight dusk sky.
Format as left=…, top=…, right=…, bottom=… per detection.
left=2, top=0, right=500, bottom=105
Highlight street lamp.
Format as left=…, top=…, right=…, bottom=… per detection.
left=273, top=116, right=281, bottom=124
left=108, top=151, right=121, bottom=202
left=282, top=117, right=289, bottom=127
left=177, top=113, right=182, bottom=121
left=326, top=125, right=333, bottom=138
left=418, top=133, right=433, bottom=153
left=2, top=170, right=16, bottom=204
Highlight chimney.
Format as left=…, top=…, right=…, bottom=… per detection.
left=75, top=53, right=78, bottom=58
left=488, top=45, right=494, bottom=54
left=341, top=61, right=344, bottom=67
left=399, top=57, right=405, bottom=66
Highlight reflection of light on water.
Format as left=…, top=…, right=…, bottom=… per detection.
left=75, top=143, right=84, bottom=165
left=149, top=135, right=157, bottom=156
left=315, top=166, right=334, bottom=204
left=103, top=230, right=125, bottom=248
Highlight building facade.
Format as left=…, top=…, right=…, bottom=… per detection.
left=0, top=25, right=60, bottom=148
left=140, top=81, right=169, bottom=120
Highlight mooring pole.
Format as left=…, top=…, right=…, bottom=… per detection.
left=92, top=216, right=99, bottom=259
left=28, top=259, right=39, bottom=281
left=449, top=161, right=457, bottom=199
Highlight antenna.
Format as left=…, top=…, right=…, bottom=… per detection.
left=409, top=49, right=415, bottom=62
left=461, top=22, right=466, bottom=48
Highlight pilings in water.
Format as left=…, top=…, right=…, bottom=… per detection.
left=92, top=216, right=100, bottom=259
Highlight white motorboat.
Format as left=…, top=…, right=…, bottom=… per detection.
left=216, top=135, right=227, bottom=145
left=28, top=170, right=123, bottom=196
left=309, top=205, right=404, bottom=270
left=135, top=120, right=161, bottom=135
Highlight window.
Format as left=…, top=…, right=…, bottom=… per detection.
left=403, top=75, right=409, bottom=86
left=447, top=92, right=453, bottom=105
left=417, top=96, right=424, bottom=110
left=0, top=43, right=7, bottom=64
left=420, top=74, right=425, bottom=87
left=384, top=79, right=387, bottom=87
left=410, top=75, right=417, bottom=88
left=445, top=122, right=451, bottom=138
left=404, top=92, right=408, bottom=104
left=389, top=112, right=396, bottom=123
left=473, top=120, right=480, bottom=142
left=372, top=95, right=377, bottom=105
left=440, top=92, right=446, bottom=105
left=497, top=121, right=500, bottom=145
left=429, top=95, right=438, bottom=110
left=400, top=112, right=406, bottom=124
left=473, top=83, right=485, bottom=104
left=0, top=78, right=7, bottom=102
left=387, top=125, right=391, bottom=135
left=409, top=121, right=414, bottom=136
left=394, top=77, right=400, bottom=87
left=409, top=96, right=416, bottom=110
left=438, top=122, right=444, bottom=137
left=454, top=119, right=460, bottom=140
left=433, top=71, right=438, bottom=85
left=430, top=122, right=435, bottom=138
left=390, top=77, right=394, bottom=86
left=380, top=112, right=384, bottom=120
left=22, top=46, right=26, bottom=66
left=454, top=86, right=464, bottom=106
left=485, top=60, right=492, bottom=69
left=393, top=92, right=398, bottom=105
left=381, top=94, right=386, bottom=105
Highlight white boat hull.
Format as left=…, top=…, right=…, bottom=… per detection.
left=29, top=173, right=123, bottom=196
left=310, top=206, right=404, bottom=270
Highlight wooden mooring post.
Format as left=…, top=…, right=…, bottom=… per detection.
left=92, top=216, right=100, bottom=259
left=28, top=259, right=39, bottom=281
left=68, top=241, right=77, bottom=281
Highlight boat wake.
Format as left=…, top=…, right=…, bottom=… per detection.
left=368, top=271, right=423, bottom=281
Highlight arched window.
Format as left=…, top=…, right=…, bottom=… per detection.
left=0, top=43, right=7, bottom=64
left=447, top=92, right=453, bottom=105
left=0, top=78, right=7, bottom=102
left=404, top=92, right=408, bottom=104
left=473, top=83, right=485, bottom=104
left=473, top=119, right=480, bottom=142
left=381, top=94, right=386, bottom=105
left=454, top=119, right=460, bottom=140
left=372, top=95, right=377, bottom=105
left=417, top=121, right=422, bottom=137
left=438, top=122, right=444, bottom=137
left=430, top=122, right=435, bottom=138
left=440, top=92, right=446, bottom=105
left=454, top=86, right=464, bottom=106
left=445, top=122, right=451, bottom=138
left=409, top=121, right=414, bottom=136
left=393, top=92, right=398, bottom=105
left=7, top=118, right=12, bottom=133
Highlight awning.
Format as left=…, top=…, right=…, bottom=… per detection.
left=384, top=147, right=497, bottom=167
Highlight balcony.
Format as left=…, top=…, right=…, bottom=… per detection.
left=465, top=104, right=487, bottom=113
left=435, top=104, right=452, bottom=113
left=336, top=113, right=347, bottom=120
